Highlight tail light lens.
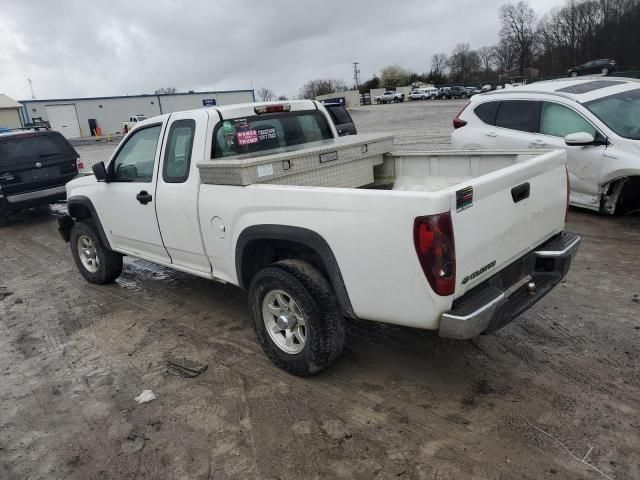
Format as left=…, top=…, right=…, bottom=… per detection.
left=453, top=104, right=469, bottom=129
left=413, top=213, right=456, bottom=296
left=76, top=158, right=84, bottom=171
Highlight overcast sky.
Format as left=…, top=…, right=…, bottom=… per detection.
left=0, top=0, right=559, bottom=101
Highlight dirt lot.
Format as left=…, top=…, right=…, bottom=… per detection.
left=1, top=100, right=639, bottom=480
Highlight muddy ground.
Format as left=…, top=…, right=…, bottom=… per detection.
left=1, top=101, right=639, bottom=479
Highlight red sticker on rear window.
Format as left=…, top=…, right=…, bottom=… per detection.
left=237, top=130, right=258, bottom=145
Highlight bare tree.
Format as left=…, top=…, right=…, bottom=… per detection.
left=155, top=87, right=177, bottom=94
left=277, top=95, right=289, bottom=101
left=494, top=38, right=518, bottom=73
left=379, top=64, right=411, bottom=88
left=447, top=43, right=480, bottom=82
left=257, top=88, right=275, bottom=102
left=299, top=79, right=348, bottom=99
left=429, top=53, right=448, bottom=83
left=499, top=1, right=539, bottom=77
left=477, top=46, right=497, bottom=74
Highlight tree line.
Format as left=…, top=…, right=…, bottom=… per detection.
left=295, top=0, right=640, bottom=98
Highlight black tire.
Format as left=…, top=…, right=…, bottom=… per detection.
left=70, top=219, right=122, bottom=284
left=376, top=99, right=382, bottom=104
left=248, top=259, right=345, bottom=376
left=602, top=67, right=609, bottom=76
left=0, top=214, right=7, bottom=227
left=570, top=71, right=579, bottom=77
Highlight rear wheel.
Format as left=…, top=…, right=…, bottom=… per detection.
left=571, top=71, right=579, bottom=77
left=248, top=259, right=345, bottom=376
left=0, top=214, right=7, bottom=227
left=70, top=220, right=122, bottom=284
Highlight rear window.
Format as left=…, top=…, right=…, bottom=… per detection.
left=495, top=100, right=541, bottom=133
left=474, top=102, right=499, bottom=125
left=326, top=105, right=353, bottom=125
left=0, top=133, right=73, bottom=167
left=212, top=110, right=333, bottom=158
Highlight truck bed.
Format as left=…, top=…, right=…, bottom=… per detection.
left=198, top=147, right=568, bottom=330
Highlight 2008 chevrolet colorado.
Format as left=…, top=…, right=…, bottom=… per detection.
left=58, top=100, right=580, bottom=376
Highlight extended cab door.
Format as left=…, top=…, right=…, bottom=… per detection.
left=155, top=110, right=212, bottom=273
left=97, top=123, right=171, bottom=263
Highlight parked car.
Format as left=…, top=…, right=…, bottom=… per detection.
left=568, top=59, right=617, bottom=77
left=451, top=77, right=640, bottom=214
left=409, top=88, right=438, bottom=100
left=375, top=91, right=405, bottom=104
left=122, top=114, right=148, bottom=133
left=466, top=87, right=483, bottom=97
left=58, top=100, right=579, bottom=375
left=323, top=102, right=357, bottom=136
left=0, top=129, right=79, bottom=225
left=447, top=86, right=470, bottom=99
left=436, top=87, right=451, bottom=99
left=408, top=89, right=428, bottom=100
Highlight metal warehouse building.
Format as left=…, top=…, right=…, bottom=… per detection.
left=19, top=89, right=255, bottom=139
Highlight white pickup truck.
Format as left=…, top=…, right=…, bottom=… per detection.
left=375, top=91, right=405, bottom=104
left=58, top=100, right=580, bottom=376
left=122, top=114, right=148, bottom=133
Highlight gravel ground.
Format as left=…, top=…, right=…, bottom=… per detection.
left=1, top=101, right=639, bottom=480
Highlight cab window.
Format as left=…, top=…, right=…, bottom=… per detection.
left=163, top=119, right=195, bottom=183
left=111, top=125, right=161, bottom=182
left=540, top=102, right=596, bottom=138
left=212, top=110, right=333, bottom=158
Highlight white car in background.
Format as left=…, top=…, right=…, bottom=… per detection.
left=451, top=78, right=640, bottom=214
left=409, top=88, right=439, bottom=100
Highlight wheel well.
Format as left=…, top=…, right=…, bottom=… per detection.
left=602, top=176, right=640, bottom=214
left=236, top=230, right=355, bottom=319
left=68, top=203, right=92, bottom=220
left=240, top=239, right=328, bottom=291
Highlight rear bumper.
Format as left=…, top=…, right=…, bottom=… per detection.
left=1, top=185, right=67, bottom=212
left=439, top=231, right=581, bottom=339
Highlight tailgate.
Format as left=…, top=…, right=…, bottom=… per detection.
left=449, top=150, right=567, bottom=297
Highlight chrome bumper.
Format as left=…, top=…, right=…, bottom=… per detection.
left=439, top=232, right=581, bottom=339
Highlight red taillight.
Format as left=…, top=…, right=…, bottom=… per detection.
left=453, top=104, right=469, bottom=129
left=76, top=159, right=84, bottom=171
left=254, top=104, right=291, bottom=114
left=413, top=213, right=456, bottom=296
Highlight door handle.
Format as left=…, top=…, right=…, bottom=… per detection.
left=486, top=131, right=497, bottom=138
left=136, top=190, right=153, bottom=205
left=530, top=139, right=546, bottom=147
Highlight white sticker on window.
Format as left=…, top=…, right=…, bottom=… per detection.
left=257, top=163, right=274, bottom=177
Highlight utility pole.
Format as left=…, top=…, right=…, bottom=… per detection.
left=27, top=78, right=36, bottom=99
left=352, top=62, right=360, bottom=90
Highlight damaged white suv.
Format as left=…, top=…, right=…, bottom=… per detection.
left=451, top=78, right=640, bottom=214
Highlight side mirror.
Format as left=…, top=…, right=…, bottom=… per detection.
left=92, top=161, right=108, bottom=182
left=564, top=132, right=595, bottom=146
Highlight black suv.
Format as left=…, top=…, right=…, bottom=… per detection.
left=568, top=59, right=617, bottom=77
left=0, top=130, right=79, bottom=225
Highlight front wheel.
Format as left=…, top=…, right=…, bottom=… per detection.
left=570, top=71, right=579, bottom=77
left=602, top=67, right=610, bottom=76
left=70, top=220, right=123, bottom=284
left=248, top=260, right=345, bottom=376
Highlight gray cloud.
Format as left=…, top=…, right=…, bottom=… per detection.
left=0, top=0, right=558, bottom=100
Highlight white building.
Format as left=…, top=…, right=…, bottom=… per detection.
left=19, top=89, right=255, bottom=138
left=0, top=94, right=22, bottom=129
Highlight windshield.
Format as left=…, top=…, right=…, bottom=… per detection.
left=585, top=88, right=640, bottom=140
left=212, top=110, right=333, bottom=158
